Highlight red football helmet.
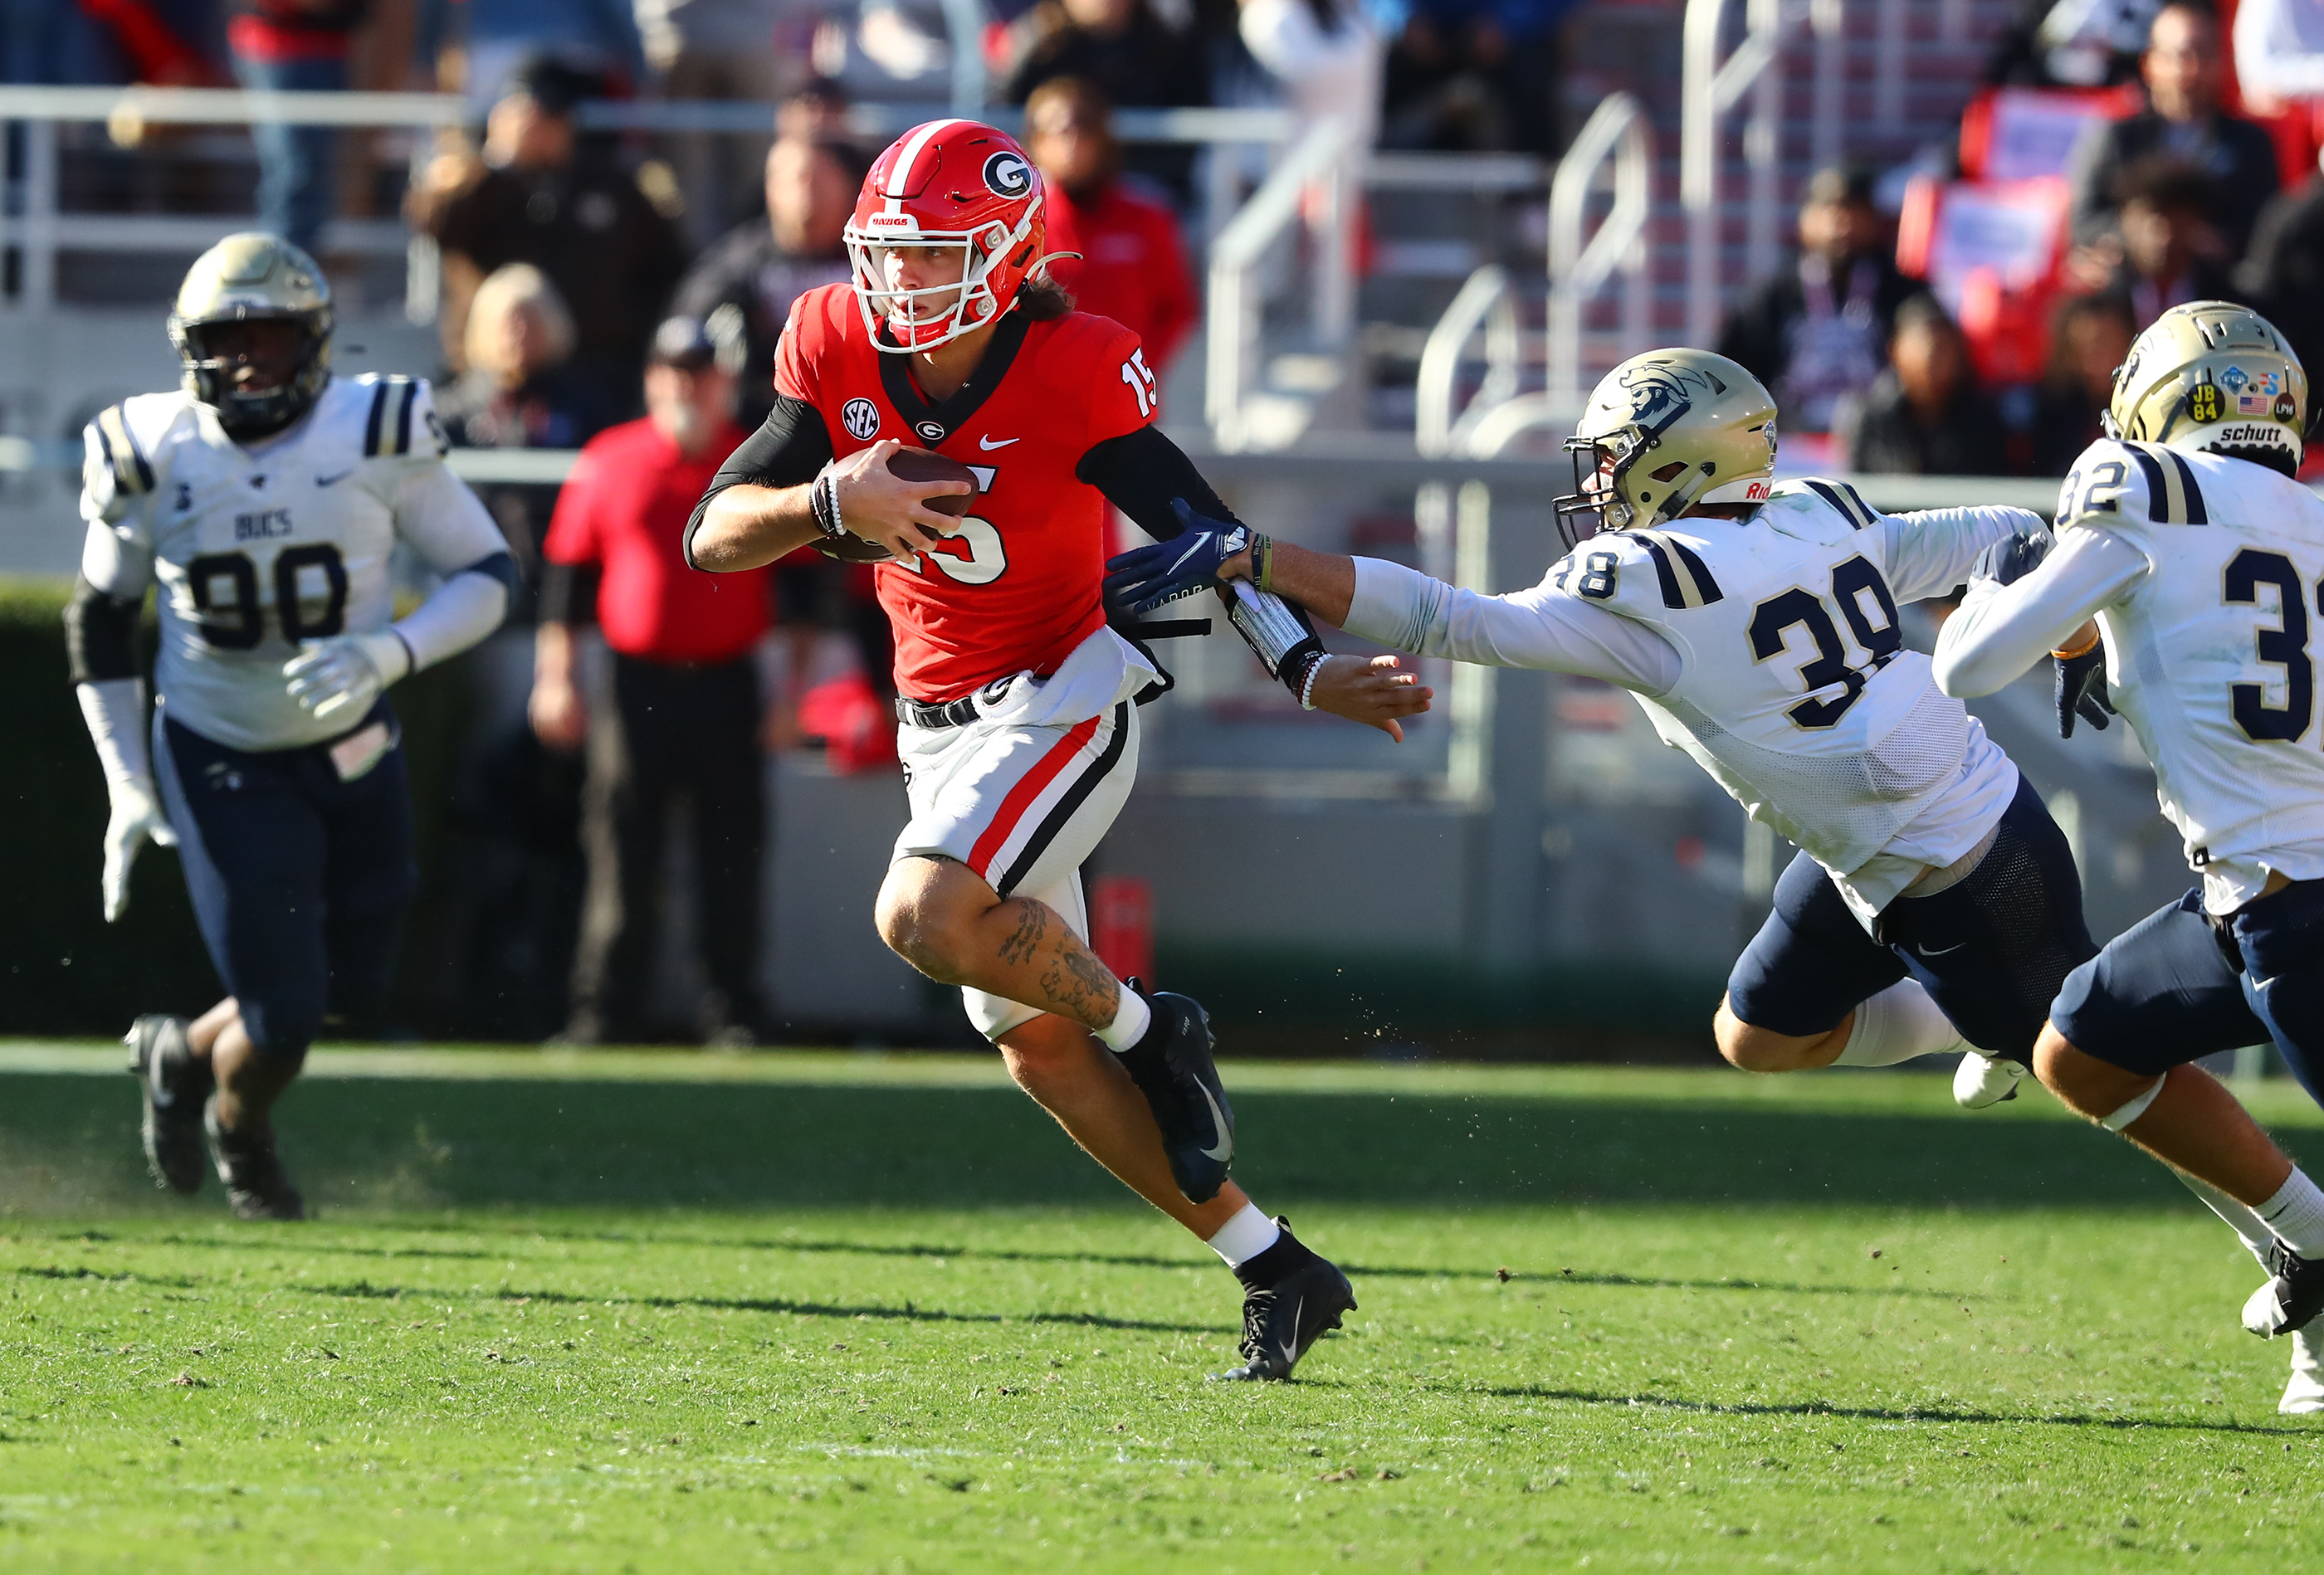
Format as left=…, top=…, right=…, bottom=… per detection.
left=844, top=119, right=1047, bottom=353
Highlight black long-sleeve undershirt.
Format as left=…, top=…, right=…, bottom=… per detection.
left=681, top=397, right=1237, bottom=572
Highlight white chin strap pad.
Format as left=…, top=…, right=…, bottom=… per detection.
left=2100, top=1075, right=2166, bottom=1132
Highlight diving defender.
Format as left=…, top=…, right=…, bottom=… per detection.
left=1109, top=349, right=2097, bottom=1114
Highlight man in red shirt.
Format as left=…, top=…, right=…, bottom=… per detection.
left=534, top=317, right=777, bottom=1046
left=1023, top=78, right=1199, bottom=375
left=686, top=121, right=1425, bottom=1381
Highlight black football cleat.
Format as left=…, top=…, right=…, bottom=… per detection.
left=1115, top=983, right=1235, bottom=1204
left=1213, top=1222, right=1356, bottom=1382
left=2246, top=1241, right=2324, bottom=1338
left=127, top=1014, right=211, bottom=1195
left=203, top=1099, right=306, bottom=1222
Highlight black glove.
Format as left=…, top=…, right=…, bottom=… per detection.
left=1103, top=500, right=1249, bottom=617
left=2056, top=641, right=2114, bottom=738
left=1971, top=526, right=2053, bottom=588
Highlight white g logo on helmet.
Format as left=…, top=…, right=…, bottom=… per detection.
left=983, top=151, right=1033, bottom=198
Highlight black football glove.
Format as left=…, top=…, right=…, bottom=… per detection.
left=1104, top=500, right=1250, bottom=617
left=2056, top=641, right=2114, bottom=738
left=1970, top=525, right=2053, bottom=588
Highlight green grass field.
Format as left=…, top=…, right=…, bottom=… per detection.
left=5, top=1046, right=2324, bottom=1573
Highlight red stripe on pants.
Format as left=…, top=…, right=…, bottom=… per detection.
left=966, top=712, right=1103, bottom=882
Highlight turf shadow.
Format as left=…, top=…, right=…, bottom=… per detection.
left=1448, top=1382, right=2310, bottom=1437
left=290, top=1277, right=1217, bottom=1334
left=9, top=1071, right=2321, bottom=1212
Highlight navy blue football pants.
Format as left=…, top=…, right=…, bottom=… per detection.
left=1725, top=776, right=2096, bottom=1061
left=2052, top=879, right=2324, bottom=1103
left=152, top=703, right=417, bottom=1061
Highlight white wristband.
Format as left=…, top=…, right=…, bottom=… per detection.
left=1296, top=653, right=1326, bottom=710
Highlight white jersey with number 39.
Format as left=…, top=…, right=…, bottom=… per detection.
left=2055, top=440, right=2324, bottom=907
left=1560, top=480, right=2027, bottom=918
left=79, top=373, right=499, bottom=753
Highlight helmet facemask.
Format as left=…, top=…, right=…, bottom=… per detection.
left=846, top=209, right=1039, bottom=353
left=169, top=305, right=333, bottom=439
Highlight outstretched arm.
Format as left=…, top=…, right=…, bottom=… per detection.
left=1221, top=542, right=1682, bottom=691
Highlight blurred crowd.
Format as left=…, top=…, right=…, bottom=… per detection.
left=1727, top=0, right=2324, bottom=480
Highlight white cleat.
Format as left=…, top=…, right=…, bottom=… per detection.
left=2283, top=1328, right=2324, bottom=1416
left=1952, top=1051, right=2024, bottom=1109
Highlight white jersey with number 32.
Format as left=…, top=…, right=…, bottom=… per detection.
left=78, top=373, right=490, bottom=753
left=2058, top=438, right=2324, bottom=906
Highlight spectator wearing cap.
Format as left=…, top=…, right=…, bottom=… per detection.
left=2067, top=1, right=2278, bottom=258
left=1022, top=79, right=1198, bottom=376
left=531, top=317, right=779, bottom=1046
left=1840, top=295, right=2014, bottom=477
left=227, top=2, right=369, bottom=255
left=670, top=134, right=865, bottom=431
left=1716, top=164, right=1919, bottom=434
left=1004, top=0, right=1209, bottom=204
left=413, top=51, right=689, bottom=418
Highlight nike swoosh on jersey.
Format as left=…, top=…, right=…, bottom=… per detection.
left=1196, top=1082, right=1233, bottom=1162
left=1916, top=940, right=1966, bottom=957
left=978, top=436, right=1019, bottom=450
left=315, top=469, right=354, bottom=487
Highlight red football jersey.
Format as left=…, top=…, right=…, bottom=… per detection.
left=774, top=282, right=1159, bottom=701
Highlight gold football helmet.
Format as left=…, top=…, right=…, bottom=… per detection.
left=1556, top=349, right=1779, bottom=545
left=168, top=232, right=334, bottom=437
left=2108, top=300, right=2307, bottom=474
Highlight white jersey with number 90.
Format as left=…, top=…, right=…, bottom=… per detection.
left=79, top=373, right=497, bottom=753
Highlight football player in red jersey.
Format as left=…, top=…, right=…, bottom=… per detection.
left=686, top=119, right=1425, bottom=1380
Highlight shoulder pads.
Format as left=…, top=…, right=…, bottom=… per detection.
left=1773, top=476, right=1882, bottom=531
left=2060, top=439, right=2208, bottom=528
left=90, top=403, right=156, bottom=499
left=354, top=374, right=437, bottom=460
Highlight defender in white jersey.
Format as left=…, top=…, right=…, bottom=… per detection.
left=69, top=235, right=515, bottom=1220
left=1107, top=349, right=2093, bottom=1101
left=1937, top=301, right=2324, bottom=1412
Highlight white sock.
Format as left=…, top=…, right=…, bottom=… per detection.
left=1094, top=987, right=1151, bottom=1053
left=2179, top=1173, right=2277, bottom=1267
left=1831, top=980, right=1970, bottom=1067
left=1206, top=1203, right=1280, bottom=1268
left=2258, top=1169, right=2324, bottom=1257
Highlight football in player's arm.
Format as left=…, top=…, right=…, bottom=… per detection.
left=1935, top=301, right=2324, bottom=1412
left=67, top=234, right=517, bottom=1221
left=1109, top=347, right=2097, bottom=1116
left=687, top=120, right=1377, bottom=1380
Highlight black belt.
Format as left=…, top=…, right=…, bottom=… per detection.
left=895, top=694, right=984, bottom=729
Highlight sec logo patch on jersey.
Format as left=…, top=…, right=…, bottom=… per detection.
left=842, top=398, right=881, bottom=441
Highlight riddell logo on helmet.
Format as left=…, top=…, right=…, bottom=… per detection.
left=1742, top=480, right=1770, bottom=500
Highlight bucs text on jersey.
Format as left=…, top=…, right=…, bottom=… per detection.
left=81, top=373, right=505, bottom=752
left=1344, top=480, right=2040, bottom=924
left=775, top=281, right=1160, bottom=702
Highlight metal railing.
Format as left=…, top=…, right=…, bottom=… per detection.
left=1546, top=91, right=1653, bottom=412
left=1203, top=115, right=1363, bottom=453
left=1683, top=0, right=1807, bottom=349
left=1414, top=266, right=1520, bottom=459
left=0, top=84, right=1297, bottom=315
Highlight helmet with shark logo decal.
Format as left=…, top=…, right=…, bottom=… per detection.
left=1554, top=349, right=1779, bottom=548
